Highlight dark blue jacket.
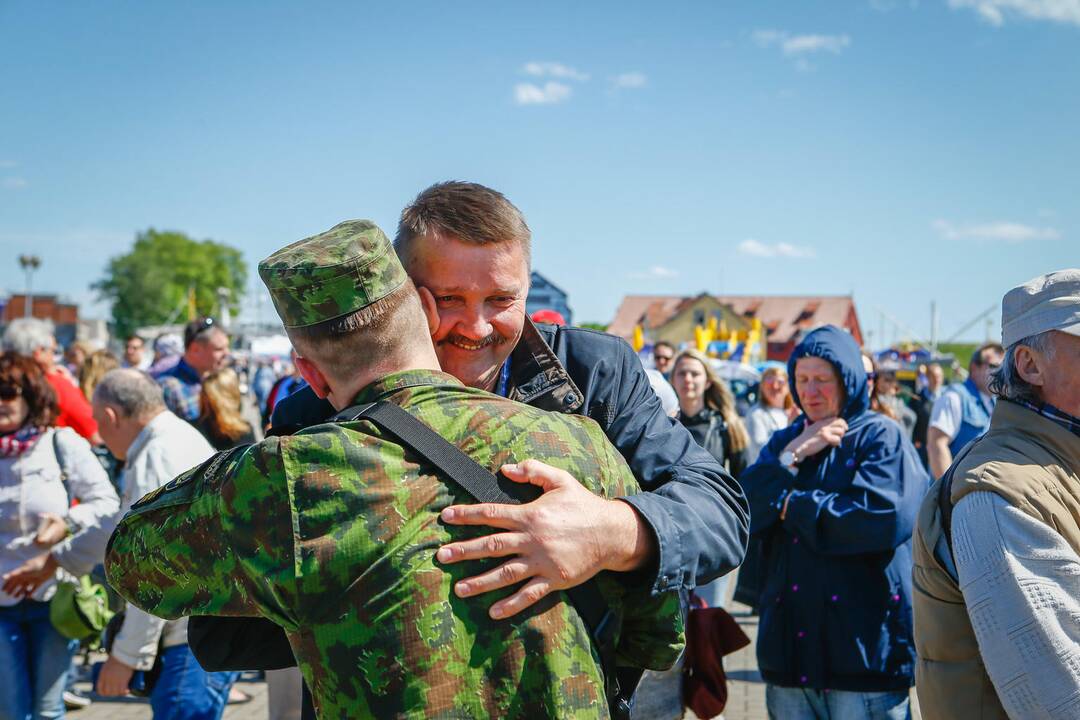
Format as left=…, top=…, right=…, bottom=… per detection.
left=272, top=320, right=750, bottom=593
left=741, top=325, right=927, bottom=692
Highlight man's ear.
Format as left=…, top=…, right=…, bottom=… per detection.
left=417, top=286, right=440, bottom=338
left=104, top=406, right=119, bottom=427
left=1013, top=346, right=1047, bottom=389
left=294, top=356, right=331, bottom=399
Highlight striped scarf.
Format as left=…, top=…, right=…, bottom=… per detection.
left=0, top=425, right=44, bottom=458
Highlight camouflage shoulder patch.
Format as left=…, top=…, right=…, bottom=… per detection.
left=130, top=443, right=252, bottom=513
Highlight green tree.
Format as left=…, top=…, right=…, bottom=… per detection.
left=94, top=229, right=247, bottom=339
left=578, top=322, right=608, bottom=332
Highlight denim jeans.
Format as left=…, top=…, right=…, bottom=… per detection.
left=766, top=684, right=910, bottom=720
left=0, top=599, right=78, bottom=720
left=149, top=644, right=238, bottom=720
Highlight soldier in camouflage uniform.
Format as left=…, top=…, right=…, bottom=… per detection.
left=105, top=220, right=683, bottom=719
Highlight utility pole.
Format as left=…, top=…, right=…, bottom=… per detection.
left=18, top=255, right=41, bottom=318
left=930, top=301, right=938, bottom=352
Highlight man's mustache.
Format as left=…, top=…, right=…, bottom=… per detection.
left=437, top=332, right=509, bottom=350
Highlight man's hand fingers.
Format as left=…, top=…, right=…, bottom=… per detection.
left=440, top=502, right=524, bottom=529
left=500, top=460, right=575, bottom=492
left=453, top=559, right=534, bottom=599
left=489, top=577, right=554, bottom=620
left=436, top=532, right=528, bottom=564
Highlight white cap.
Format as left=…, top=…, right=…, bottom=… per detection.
left=1001, top=269, right=1080, bottom=347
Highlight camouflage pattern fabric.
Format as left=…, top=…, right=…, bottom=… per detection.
left=258, top=219, right=408, bottom=328
left=106, top=369, right=684, bottom=719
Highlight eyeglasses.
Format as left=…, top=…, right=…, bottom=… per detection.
left=0, top=384, right=22, bottom=402
left=654, top=354, right=674, bottom=362
left=866, top=372, right=878, bottom=381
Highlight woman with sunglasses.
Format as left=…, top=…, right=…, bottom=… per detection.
left=0, top=352, right=118, bottom=720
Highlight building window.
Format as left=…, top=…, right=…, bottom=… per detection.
left=693, top=310, right=706, bottom=325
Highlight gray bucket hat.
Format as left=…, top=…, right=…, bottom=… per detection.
left=1001, top=269, right=1080, bottom=347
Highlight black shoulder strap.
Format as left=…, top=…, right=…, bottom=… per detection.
left=332, top=401, right=631, bottom=714
left=937, top=440, right=980, bottom=566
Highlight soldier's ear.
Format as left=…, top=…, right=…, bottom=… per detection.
left=294, top=356, right=331, bottom=399
left=417, top=286, right=439, bottom=337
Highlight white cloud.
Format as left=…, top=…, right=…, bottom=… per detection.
left=514, top=82, right=572, bottom=105
left=2, top=177, right=27, bottom=189
left=612, top=72, right=648, bottom=89
left=932, top=218, right=1061, bottom=242
left=628, top=266, right=679, bottom=279
left=0, top=160, right=17, bottom=169
left=753, top=29, right=852, bottom=56
left=523, top=62, right=590, bottom=82
left=948, top=0, right=1080, bottom=27
left=737, top=239, right=816, bottom=258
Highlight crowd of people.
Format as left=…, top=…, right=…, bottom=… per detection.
left=0, top=179, right=1076, bottom=720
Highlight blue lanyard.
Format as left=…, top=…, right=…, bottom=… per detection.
left=495, top=357, right=512, bottom=397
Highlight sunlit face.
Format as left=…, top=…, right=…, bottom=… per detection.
left=188, top=330, right=230, bottom=376
left=124, top=338, right=144, bottom=365
left=877, top=371, right=899, bottom=397
left=408, top=234, right=529, bottom=392
left=971, top=348, right=1004, bottom=394
left=794, top=356, right=844, bottom=422
left=760, top=370, right=789, bottom=408
left=927, top=364, right=944, bottom=391
left=653, top=346, right=675, bottom=375
left=672, top=356, right=710, bottom=404
left=0, top=384, right=29, bottom=435
left=1040, top=331, right=1080, bottom=417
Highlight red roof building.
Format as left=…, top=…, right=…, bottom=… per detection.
left=609, top=294, right=863, bottom=361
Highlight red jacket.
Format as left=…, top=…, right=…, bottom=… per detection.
left=46, top=370, right=98, bottom=440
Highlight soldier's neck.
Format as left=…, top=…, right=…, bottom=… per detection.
left=326, top=346, right=442, bottom=411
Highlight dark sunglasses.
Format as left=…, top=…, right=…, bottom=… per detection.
left=0, top=384, right=22, bottom=402
left=866, top=372, right=878, bottom=381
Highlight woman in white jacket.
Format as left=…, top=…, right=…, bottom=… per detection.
left=0, top=352, right=119, bottom=720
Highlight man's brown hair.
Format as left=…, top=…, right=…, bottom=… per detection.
left=971, top=342, right=1005, bottom=369
left=285, top=278, right=427, bottom=382
left=394, top=181, right=531, bottom=270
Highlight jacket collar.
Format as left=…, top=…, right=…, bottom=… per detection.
left=990, top=399, right=1080, bottom=470
left=506, top=319, right=584, bottom=413
left=349, top=369, right=462, bottom=406
left=126, top=411, right=180, bottom=464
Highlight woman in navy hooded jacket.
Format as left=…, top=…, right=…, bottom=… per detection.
left=742, top=326, right=927, bottom=719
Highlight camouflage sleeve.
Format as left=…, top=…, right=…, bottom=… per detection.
left=105, top=441, right=300, bottom=631
left=575, top=418, right=685, bottom=671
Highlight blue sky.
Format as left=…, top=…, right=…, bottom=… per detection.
left=1, top=0, right=1077, bottom=346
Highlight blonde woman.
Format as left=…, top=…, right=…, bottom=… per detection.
left=745, top=364, right=796, bottom=463
left=670, top=352, right=749, bottom=613
left=77, top=350, right=120, bottom=403
left=671, top=349, right=750, bottom=479
left=196, top=368, right=255, bottom=451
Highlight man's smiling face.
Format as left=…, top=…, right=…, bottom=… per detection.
left=407, top=233, right=529, bottom=392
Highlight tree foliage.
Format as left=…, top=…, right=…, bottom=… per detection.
left=94, top=229, right=247, bottom=339
left=578, top=322, right=608, bottom=332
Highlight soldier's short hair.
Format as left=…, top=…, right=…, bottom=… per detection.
left=394, top=181, right=531, bottom=271
left=286, top=277, right=427, bottom=381
left=93, top=368, right=166, bottom=419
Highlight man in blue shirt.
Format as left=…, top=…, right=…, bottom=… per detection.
left=927, top=342, right=1004, bottom=478
left=157, top=318, right=230, bottom=423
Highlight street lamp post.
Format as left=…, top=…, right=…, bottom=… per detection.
left=18, top=255, right=41, bottom=318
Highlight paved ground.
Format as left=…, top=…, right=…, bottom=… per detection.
left=67, top=604, right=915, bottom=720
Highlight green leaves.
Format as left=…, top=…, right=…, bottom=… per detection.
left=93, top=229, right=247, bottom=338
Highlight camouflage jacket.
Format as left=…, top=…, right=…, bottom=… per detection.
left=106, top=369, right=684, bottom=719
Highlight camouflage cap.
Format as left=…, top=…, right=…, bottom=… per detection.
left=258, top=220, right=408, bottom=328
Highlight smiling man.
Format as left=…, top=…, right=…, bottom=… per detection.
left=187, top=182, right=749, bottom=708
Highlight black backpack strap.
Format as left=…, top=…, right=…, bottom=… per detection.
left=936, top=441, right=980, bottom=573
left=332, top=401, right=631, bottom=715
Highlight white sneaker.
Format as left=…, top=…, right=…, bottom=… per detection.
left=63, top=690, right=92, bottom=710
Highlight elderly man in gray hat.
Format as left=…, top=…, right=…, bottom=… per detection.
left=912, top=269, right=1080, bottom=720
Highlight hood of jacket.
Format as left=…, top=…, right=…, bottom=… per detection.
left=787, top=325, right=869, bottom=425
